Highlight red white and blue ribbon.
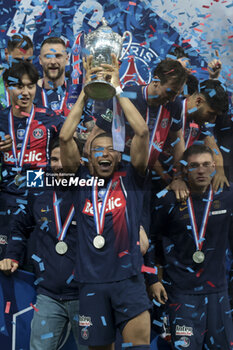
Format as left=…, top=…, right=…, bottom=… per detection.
left=5, top=89, right=10, bottom=107
left=92, top=180, right=112, bottom=236
left=187, top=186, right=213, bottom=251
left=53, top=192, right=75, bottom=240
left=112, top=96, right=125, bottom=152
left=8, top=105, right=35, bottom=170
left=143, top=85, right=163, bottom=159
left=182, top=98, right=200, bottom=149
left=182, top=98, right=187, bottom=136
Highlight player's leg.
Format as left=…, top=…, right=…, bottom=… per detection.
left=113, top=274, right=151, bottom=350
left=30, top=294, right=68, bottom=350
left=122, top=310, right=151, bottom=349
left=205, top=291, right=233, bottom=349
left=66, top=298, right=88, bottom=350
left=167, top=292, right=206, bottom=350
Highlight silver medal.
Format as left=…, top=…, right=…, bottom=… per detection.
left=93, top=235, right=105, bottom=249
left=55, top=241, right=68, bottom=255
left=192, top=250, right=205, bottom=264
left=15, top=174, right=23, bottom=186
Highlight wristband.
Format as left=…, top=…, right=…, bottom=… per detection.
left=115, top=86, right=123, bottom=96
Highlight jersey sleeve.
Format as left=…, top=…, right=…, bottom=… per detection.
left=95, top=100, right=114, bottom=133
left=5, top=193, right=36, bottom=263
left=144, top=191, right=176, bottom=285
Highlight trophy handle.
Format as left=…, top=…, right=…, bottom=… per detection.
left=120, top=31, right=132, bottom=61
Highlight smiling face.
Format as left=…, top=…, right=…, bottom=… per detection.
left=7, top=74, right=36, bottom=115
left=184, top=152, right=215, bottom=192
left=39, top=43, right=68, bottom=83
left=89, top=136, right=121, bottom=179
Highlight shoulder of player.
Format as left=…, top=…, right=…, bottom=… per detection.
left=0, top=106, right=11, bottom=121
left=122, top=84, right=145, bottom=105
left=164, top=96, right=183, bottom=112
left=154, top=189, right=177, bottom=210
left=214, top=183, right=233, bottom=202
left=34, top=105, right=64, bottom=120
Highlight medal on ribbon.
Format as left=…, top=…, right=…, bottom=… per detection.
left=53, top=192, right=75, bottom=255
left=187, top=186, right=213, bottom=263
left=92, top=180, right=113, bottom=249
left=182, top=98, right=200, bottom=148
left=8, top=106, right=35, bottom=186
left=143, top=85, right=169, bottom=168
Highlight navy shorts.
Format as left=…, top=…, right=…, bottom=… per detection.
left=167, top=290, right=233, bottom=350
left=78, top=274, right=151, bottom=346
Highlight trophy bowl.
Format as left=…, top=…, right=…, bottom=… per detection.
left=83, top=18, right=132, bottom=100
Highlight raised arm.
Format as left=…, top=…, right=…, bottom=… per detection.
left=117, top=94, right=149, bottom=175
left=59, top=89, right=86, bottom=173
left=102, top=54, right=149, bottom=175
left=59, top=56, right=107, bottom=173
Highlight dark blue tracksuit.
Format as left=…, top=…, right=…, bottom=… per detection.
left=146, top=185, right=233, bottom=350
left=5, top=186, right=79, bottom=301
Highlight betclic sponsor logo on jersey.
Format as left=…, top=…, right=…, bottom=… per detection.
left=83, top=197, right=124, bottom=216
left=4, top=150, right=43, bottom=164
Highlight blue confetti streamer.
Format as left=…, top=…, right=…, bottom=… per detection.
left=156, top=188, right=168, bottom=198
left=122, top=154, right=131, bottom=162
left=153, top=320, right=163, bottom=327
left=101, top=316, right=107, bottom=326
left=171, top=137, right=180, bottom=147
left=152, top=299, right=161, bottom=307
left=31, top=254, right=41, bottom=263
left=41, top=332, right=54, bottom=340
left=122, top=343, right=133, bottom=348
left=220, top=146, right=230, bottom=153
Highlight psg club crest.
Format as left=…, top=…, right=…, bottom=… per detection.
left=191, top=128, right=199, bottom=137
left=33, top=128, right=44, bottom=139
left=120, top=42, right=159, bottom=87
left=161, top=118, right=169, bottom=129
left=81, top=328, right=89, bottom=340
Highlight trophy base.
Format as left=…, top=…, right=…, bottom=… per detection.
left=84, top=80, right=116, bottom=100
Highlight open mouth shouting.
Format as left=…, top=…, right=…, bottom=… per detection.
left=98, top=159, right=112, bottom=171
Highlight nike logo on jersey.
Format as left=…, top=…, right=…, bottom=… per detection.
left=179, top=205, right=187, bottom=211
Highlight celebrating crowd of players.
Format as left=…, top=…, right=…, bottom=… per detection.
left=0, top=33, right=232, bottom=350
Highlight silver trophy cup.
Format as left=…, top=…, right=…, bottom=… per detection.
left=83, top=18, right=132, bottom=100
